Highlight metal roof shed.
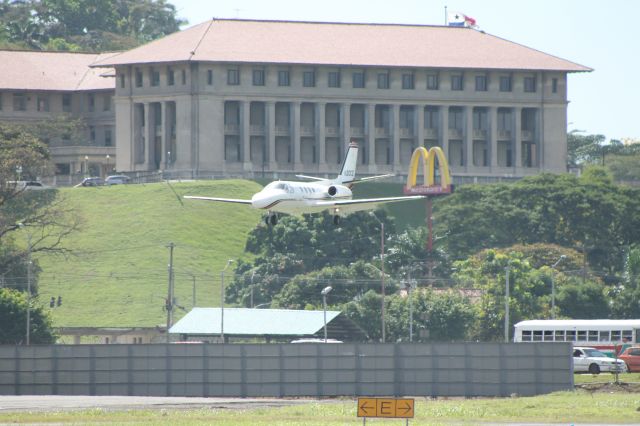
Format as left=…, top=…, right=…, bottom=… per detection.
left=169, top=307, right=367, bottom=343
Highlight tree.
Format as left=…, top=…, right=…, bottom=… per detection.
left=0, top=288, right=57, bottom=344
left=567, top=131, right=606, bottom=167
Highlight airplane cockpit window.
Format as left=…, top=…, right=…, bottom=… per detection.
left=274, top=183, right=286, bottom=190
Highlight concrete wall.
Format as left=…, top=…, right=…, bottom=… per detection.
left=0, top=343, right=573, bottom=398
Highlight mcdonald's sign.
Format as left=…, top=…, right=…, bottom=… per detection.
left=403, top=146, right=453, bottom=195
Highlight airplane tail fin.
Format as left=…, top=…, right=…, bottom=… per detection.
left=335, top=140, right=358, bottom=184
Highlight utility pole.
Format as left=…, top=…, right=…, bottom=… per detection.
left=504, top=266, right=510, bottom=343
left=26, top=233, right=32, bottom=346
left=166, top=242, right=174, bottom=343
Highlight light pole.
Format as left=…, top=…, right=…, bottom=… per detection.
left=105, top=154, right=110, bottom=176
left=321, top=286, right=333, bottom=343
left=504, top=266, right=510, bottom=343
left=220, top=259, right=234, bottom=343
left=370, top=212, right=386, bottom=343
left=550, top=255, right=566, bottom=319
left=18, top=223, right=32, bottom=345
left=84, top=155, right=89, bottom=177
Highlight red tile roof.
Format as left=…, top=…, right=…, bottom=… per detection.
left=94, top=19, right=591, bottom=72
left=0, top=50, right=116, bottom=91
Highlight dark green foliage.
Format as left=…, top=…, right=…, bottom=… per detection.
left=0, top=288, right=57, bottom=344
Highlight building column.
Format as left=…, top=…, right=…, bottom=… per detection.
left=341, top=102, right=351, bottom=153
left=489, top=106, right=498, bottom=169
left=316, top=102, right=327, bottom=170
left=392, top=104, right=400, bottom=167
left=241, top=101, right=251, bottom=170
left=416, top=105, right=424, bottom=147
left=161, top=102, right=169, bottom=169
left=292, top=101, right=301, bottom=167
left=366, top=103, right=376, bottom=169
left=440, top=105, right=449, bottom=156
left=515, top=107, right=523, bottom=169
left=464, top=106, right=473, bottom=171
left=144, top=102, right=152, bottom=169
left=267, top=101, right=276, bottom=169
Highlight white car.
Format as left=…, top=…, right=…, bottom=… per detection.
left=105, top=175, right=131, bottom=185
left=572, top=347, right=627, bottom=374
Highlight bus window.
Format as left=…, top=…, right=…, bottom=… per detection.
left=611, top=330, right=621, bottom=341
left=566, top=330, right=576, bottom=341
left=577, top=330, right=587, bottom=341
left=599, top=331, right=610, bottom=341
left=554, top=330, right=565, bottom=341
left=544, top=330, right=553, bottom=341
left=588, top=330, right=598, bottom=342
left=533, top=330, right=543, bottom=341
left=522, top=330, right=532, bottom=341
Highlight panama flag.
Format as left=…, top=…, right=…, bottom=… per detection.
left=448, top=11, right=477, bottom=27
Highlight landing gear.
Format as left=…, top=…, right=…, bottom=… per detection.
left=333, top=215, right=341, bottom=226
left=264, top=213, right=278, bottom=226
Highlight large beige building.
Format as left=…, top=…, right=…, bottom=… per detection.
left=0, top=51, right=117, bottom=180
left=94, top=19, right=591, bottom=182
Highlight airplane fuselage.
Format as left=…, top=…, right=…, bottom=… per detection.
left=251, top=180, right=353, bottom=214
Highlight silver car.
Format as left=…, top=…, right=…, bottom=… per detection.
left=105, top=175, right=131, bottom=185
left=572, top=347, right=627, bottom=374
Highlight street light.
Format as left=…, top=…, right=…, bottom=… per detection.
left=369, top=212, right=386, bottom=343
left=84, top=155, right=89, bottom=177
left=504, top=266, right=510, bottom=343
left=550, top=255, right=566, bottom=319
left=321, top=286, right=333, bottom=343
left=105, top=154, right=110, bottom=176
left=220, top=259, right=234, bottom=343
left=18, top=223, right=32, bottom=345
left=402, top=271, right=417, bottom=342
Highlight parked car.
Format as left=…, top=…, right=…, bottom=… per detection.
left=105, top=175, right=131, bottom=185
left=572, top=347, right=627, bottom=374
left=618, top=347, right=640, bottom=372
left=6, top=180, right=49, bottom=190
left=76, top=177, right=104, bottom=187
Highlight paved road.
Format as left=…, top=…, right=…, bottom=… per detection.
left=0, top=395, right=323, bottom=412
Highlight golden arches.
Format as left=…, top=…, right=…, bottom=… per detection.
left=405, top=146, right=452, bottom=194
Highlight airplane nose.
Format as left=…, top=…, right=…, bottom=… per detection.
left=251, top=191, right=271, bottom=209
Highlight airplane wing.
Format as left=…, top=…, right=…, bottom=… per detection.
left=184, top=195, right=252, bottom=205
left=295, top=174, right=327, bottom=181
left=348, top=174, right=395, bottom=184
left=314, top=195, right=425, bottom=214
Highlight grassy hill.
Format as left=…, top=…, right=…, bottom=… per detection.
left=34, top=178, right=428, bottom=329
left=36, top=180, right=262, bottom=328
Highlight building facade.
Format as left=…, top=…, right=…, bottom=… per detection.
left=95, top=19, right=591, bottom=182
left=0, top=51, right=116, bottom=182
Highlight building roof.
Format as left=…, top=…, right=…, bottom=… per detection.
left=169, top=307, right=367, bottom=340
left=94, top=19, right=591, bottom=72
left=0, top=50, right=117, bottom=91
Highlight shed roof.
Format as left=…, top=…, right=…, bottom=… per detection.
left=0, top=50, right=117, bottom=91
left=169, top=307, right=366, bottom=340
left=94, top=19, right=591, bottom=73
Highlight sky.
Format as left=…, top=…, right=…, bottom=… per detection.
left=170, top=0, right=638, bottom=141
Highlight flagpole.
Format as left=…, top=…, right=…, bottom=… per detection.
left=444, top=6, right=448, bottom=25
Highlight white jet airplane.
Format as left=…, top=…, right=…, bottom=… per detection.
left=185, top=141, right=425, bottom=225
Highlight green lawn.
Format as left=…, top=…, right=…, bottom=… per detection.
left=1, top=391, right=639, bottom=425
left=33, top=180, right=262, bottom=328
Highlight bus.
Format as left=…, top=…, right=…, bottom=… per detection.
left=513, top=319, right=640, bottom=356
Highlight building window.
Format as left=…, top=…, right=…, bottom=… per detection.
left=12, top=93, right=27, bottom=111
left=524, top=76, right=536, bottom=92
left=227, top=68, right=240, bottom=85
left=89, top=126, right=96, bottom=143
left=252, top=69, right=265, bottom=86
left=449, top=107, right=464, bottom=129
left=352, top=71, right=365, bottom=88
left=475, top=75, right=487, bottom=91
left=88, top=93, right=95, bottom=112
left=62, top=94, right=71, bottom=112
left=135, top=68, right=143, bottom=87
left=377, top=72, right=389, bottom=89
left=278, top=70, right=290, bottom=86
left=181, top=69, right=186, bottom=85
left=552, top=78, right=558, bottom=93
left=37, top=95, right=49, bottom=112
left=402, top=73, right=414, bottom=89
left=103, top=94, right=112, bottom=111
left=105, top=129, right=112, bottom=147
left=167, top=67, right=175, bottom=86
left=150, top=68, right=160, bottom=86
left=451, top=74, right=464, bottom=91
left=119, top=74, right=125, bottom=89
left=303, top=70, right=315, bottom=87
left=328, top=71, right=341, bottom=88
left=426, top=74, right=439, bottom=90
left=499, top=75, right=512, bottom=92
left=207, top=69, right=213, bottom=85
left=424, top=106, right=438, bottom=128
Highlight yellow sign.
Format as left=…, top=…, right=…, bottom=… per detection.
left=404, top=146, right=452, bottom=195
left=357, top=397, right=415, bottom=418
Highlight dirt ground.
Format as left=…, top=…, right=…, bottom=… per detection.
left=575, top=381, right=640, bottom=393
